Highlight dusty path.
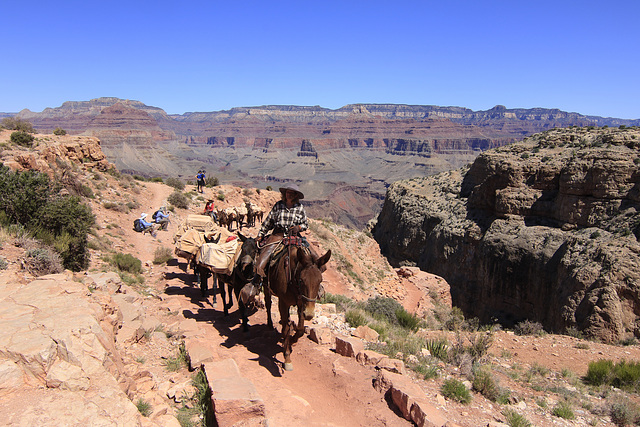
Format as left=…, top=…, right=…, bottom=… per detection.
left=121, top=182, right=411, bottom=426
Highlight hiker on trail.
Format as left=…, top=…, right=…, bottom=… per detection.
left=139, top=213, right=158, bottom=237
left=203, top=199, right=217, bottom=222
left=154, top=206, right=170, bottom=230
left=196, top=170, right=206, bottom=193
left=241, top=183, right=308, bottom=302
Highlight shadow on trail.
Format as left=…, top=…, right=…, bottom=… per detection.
left=167, top=261, right=285, bottom=377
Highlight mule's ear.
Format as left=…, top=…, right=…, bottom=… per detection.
left=237, top=232, right=247, bottom=242
left=316, top=250, right=331, bottom=269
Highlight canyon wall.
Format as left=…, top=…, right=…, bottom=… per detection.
left=373, top=126, right=640, bottom=342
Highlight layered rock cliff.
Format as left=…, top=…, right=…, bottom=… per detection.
left=373, top=126, right=640, bottom=342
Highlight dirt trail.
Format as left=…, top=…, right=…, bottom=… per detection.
left=124, top=183, right=410, bottom=426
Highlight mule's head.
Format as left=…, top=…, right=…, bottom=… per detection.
left=237, top=233, right=258, bottom=280
left=297, top=249, right=331, bottom=320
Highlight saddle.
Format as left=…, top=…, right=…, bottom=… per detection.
left=269, top=235, right=309, bottom=269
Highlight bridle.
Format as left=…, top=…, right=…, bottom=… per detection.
left=287, top=245, right=318, bottom=303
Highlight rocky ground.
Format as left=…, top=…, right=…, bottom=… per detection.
left=2, top=131, right=640, bottom=426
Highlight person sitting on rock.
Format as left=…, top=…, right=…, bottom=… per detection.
left=139, top=213, right=158, bottom=237
left=154, top=206, right=170, bottom=231
left=240, top=183, right=308, bottom=303
left=203, top=199, right=217, bottom=222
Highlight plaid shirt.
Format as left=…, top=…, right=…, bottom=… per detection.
left=258, top=200, right=308, bottom=239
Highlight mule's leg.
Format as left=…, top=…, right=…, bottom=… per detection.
left=279, top=299, right=293, bottom=371
left=224, top=282, right=234, bottom=314
left=211, top=273, right=218, bottom=304
left=238, top=298, right=249, bottom=333
left=198, top=265, right=208, bottom=298
left=265, top=282, right=273, bottom=330
left=292, top=303, right=306, bottom=342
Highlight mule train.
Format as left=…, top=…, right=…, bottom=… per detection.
left=173, top=214, right=330, bottom=371
left=214, top=202, right=264, bottom=231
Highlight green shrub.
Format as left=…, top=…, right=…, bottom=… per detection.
left=109, top=252, right=142, bottom=274
left=345, top=309, right=367, bottom=328
left=440, top=378, right=471, bottom=404
left=0, top=257, right=7, bottom=270
left=168, top=191, right=190, bottom=209
left=53, top=127, right=67, bottom=136
left=584, top=359, right=614, bottom=386
left=150, top=177, right=163, bottom=183
left=551, top=400, right=574, bottom=420
left=472, top=366, right=501, bottom=401
left=0, top=165, right=52, bottom=227
left=135, top=399, right=152, bottom=417
left=364, top=296, right=403, bottom=323
left=165, top=177, right=185, bottom=191
left=10, top=131, right=35, bottom=147
left=216, top=192, right=225, bottom=201
left=396, top=307, right=421, bottom=331
left=153, top=247, right=173, bottom=265
left=502, top=409, right=532, bottom=427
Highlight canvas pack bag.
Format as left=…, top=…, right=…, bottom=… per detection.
left=174, top=228, right=206, bottom=260
left=196, top=239, right=241, bottom=275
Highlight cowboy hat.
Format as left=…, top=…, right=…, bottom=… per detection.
left=279, top=183, right=304, bottom=200
left=140, top=213, right=147, bottom=219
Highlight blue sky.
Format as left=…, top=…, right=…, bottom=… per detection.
left=1, top=1, right=639, bottom=118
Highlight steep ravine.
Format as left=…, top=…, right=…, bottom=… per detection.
left=373, top=126, right=640, bottom=342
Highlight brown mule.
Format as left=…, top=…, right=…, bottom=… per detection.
left=264, top=242, right=331, bottom=371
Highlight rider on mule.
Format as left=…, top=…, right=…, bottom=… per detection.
left=240, top=183, right=308, bottom=303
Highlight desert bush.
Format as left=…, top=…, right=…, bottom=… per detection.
left=2, top=117, right=35, bottom=133
left=440, top=378, right=471, bottom=404
left=364, top=296, right=403, bottom=323
left=502, top=409, right=532, bottom=427
left=345, top=309, right=367, bottom=328
left=53, top=127, right=67, bottom=136
left=108, top=252, right=142, bottom=274
left=472, top=366, right=501, bottom=401
left=165, top=177, right=185, bottom=191
left=153, top=247, right=173, bottom=265
left=168, top=191, right=189, bottom=209
left=103, top=201, right=129, bottom=213
left=396, top=307, right=421, bottom=331
left=35, top=196, right=94, bottom=271
left=21, top=246, right=64, bottom=276
left=208, top=176, right=219, bottom=187
left=609, top=399, right=640, bottom=427
left=0, top=165, right=52, bottom=227
left=551, top=400, right=574, bottom=420
left=514, top=320, right=545, bottom=336
left=10, top=131, right=35, bottom=147
left=0, top=257, right=8, bottom=270
left=216, top=192, right=225, bottom=201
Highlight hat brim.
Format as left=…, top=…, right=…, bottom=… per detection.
left=279, top=187, right=304, bottom=200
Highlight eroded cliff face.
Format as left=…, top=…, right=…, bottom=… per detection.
left=374, top=126, right=640, bottom=342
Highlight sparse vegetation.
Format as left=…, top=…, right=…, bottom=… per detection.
left=165, top=177, right=185, bottom=191
left=168, top=191, right=190, bottom=209
left=153, top=247, right=173, bottom=265
left=440, top=378, right=472, bottom=404
left=53, top=127, right=67, bottom=136
left=135, top=398, right=152, bottom=417
left=10, top=131, right=35, bottom=146
left=106, top=252, right=142, bottom=274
